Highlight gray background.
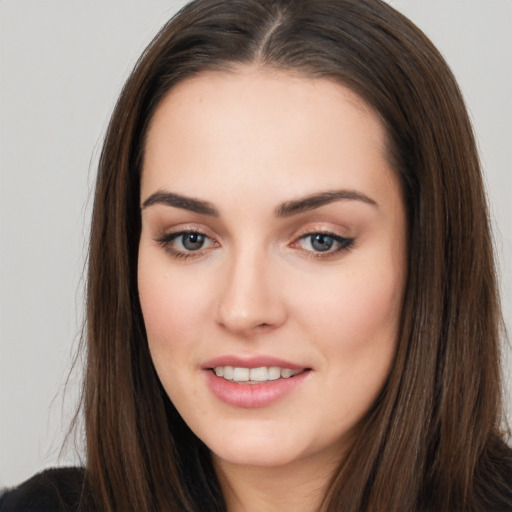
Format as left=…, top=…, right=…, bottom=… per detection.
left=1, top=0, right=511, bottom=487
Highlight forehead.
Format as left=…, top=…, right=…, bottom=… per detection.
left=141, top=68, right=395, bottom=206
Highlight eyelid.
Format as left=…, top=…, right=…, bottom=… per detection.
left=154, top=224, right=220, bottom=260
left=288, top=224, right=355, bottom=258
left=292, top=235, right=355, bottom=260
left=153, top=222, right=354, bottom=260
left=155, top=222, right=219, bottom=241
left=289, top=221, right=352, bottom=240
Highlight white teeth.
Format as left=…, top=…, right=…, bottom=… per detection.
left=212, top=366, right=303, bottom=383
left=233, top=367, right=250, bottom=381
left=223, top=366, right=234, bottom=380
left=249, top=367, right=268, bottom=382
left=267, top=367, right=281, bottom=380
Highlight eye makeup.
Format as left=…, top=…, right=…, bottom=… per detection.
left=155, top=229, right=219, bottom=260
left=291, top=231, right=355, bottom=260
left=154, top=226, right=355, bottom=262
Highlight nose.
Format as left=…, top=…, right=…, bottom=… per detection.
left=215, top=249, right=287, bottom=338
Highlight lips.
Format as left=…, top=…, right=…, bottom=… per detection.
left=203, top=355, right=306, bottom=370
left=202, top=356, right=311, bottom=407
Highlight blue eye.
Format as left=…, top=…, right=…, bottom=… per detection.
left=180, top=232, right=206, bottom=251
left=297, top=232, right=354, bottom=255
left=309, top=234, right=336, bottom=252
left=156, top=230, right=216, bottom=259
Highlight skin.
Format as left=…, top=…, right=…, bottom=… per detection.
left=138, top=67, right=407, bottom=511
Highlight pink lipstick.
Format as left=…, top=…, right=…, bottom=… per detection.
left=202, top=356, right=311, bottom=408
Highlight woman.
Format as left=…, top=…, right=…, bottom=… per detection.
left=2, top=0, right=511, bottom=511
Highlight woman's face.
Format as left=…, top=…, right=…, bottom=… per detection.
left=138, top=69, right=407, bottom=471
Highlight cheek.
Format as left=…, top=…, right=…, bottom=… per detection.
left=137, top=258, right=210, bottom=410
left=299, top=264, right=403, bottom=343
left=310, top=273, right=403, bottom=428
left=138, top=257, right=208, bottom=341
left=293, top=252, right=405, bottom=399
left=137, top=256, right=209, bottom=384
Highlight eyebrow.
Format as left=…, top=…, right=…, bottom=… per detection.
left=275, top=190, right=378, bottom=217
left=142, top=190, right=219, bottom=216
left=141, top=188, right=377, bottom=217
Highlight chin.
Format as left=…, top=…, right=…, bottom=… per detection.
left=213, top=444, right=302, bottom=468
left=206, top=422, right=343, bottom=470
left=202, top=426, right=302, bottom=468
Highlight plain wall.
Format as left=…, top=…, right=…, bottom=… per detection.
left=1, top=0, right=511, bottom=488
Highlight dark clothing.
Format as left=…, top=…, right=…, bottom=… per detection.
left=0, top=468, right=84, bottom=512
left=2, top=452, right=512, bottom=511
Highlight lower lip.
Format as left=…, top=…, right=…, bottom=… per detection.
left=205, top=370, right=309, bottom=408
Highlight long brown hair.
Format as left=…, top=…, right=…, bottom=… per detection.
left=81, top=1, right=511, bottom=510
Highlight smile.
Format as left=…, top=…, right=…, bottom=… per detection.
left=213, top=366, right=304, bottom=383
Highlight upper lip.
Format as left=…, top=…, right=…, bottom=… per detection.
left=202, top=355, right=308, bottom=370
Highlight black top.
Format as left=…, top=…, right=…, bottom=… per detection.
left=0, top=468, right=85, bottom=512
left=2, top=457, right=512, bottom=511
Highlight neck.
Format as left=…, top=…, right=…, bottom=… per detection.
left=213, top=450, right=342, bottom=512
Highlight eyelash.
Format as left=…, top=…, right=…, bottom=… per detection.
left=155, top=230, right=218, bottom=260
left=292, top=231, right=355, bottom=259
left=155, top=230, right=355, bottom=261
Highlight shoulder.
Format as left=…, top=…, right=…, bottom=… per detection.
left=0, top=467, right=85, bottom=512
